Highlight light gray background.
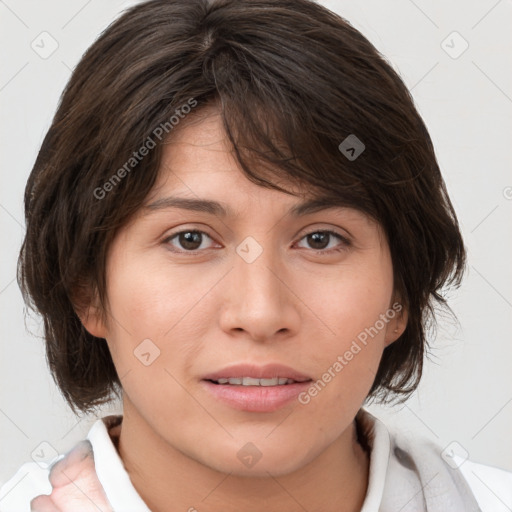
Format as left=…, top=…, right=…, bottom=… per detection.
left=1, top=0, right=511, bottom=488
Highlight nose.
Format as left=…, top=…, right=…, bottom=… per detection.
left=218, top=242, right=301, bottom=343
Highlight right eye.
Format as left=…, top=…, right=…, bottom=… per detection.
left=163, top=230, right=219, bottom=253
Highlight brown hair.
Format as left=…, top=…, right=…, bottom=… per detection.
left=18, top=0, right=466, bottom=415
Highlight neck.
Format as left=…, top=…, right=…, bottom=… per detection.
left=117, top=399, right=370, bottom=512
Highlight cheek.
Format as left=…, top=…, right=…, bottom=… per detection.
left=309, top=254, right=394, bottom=345
left=101, top=252, right=211, bottom=418
left=297, top=254, right=394, bottom=402
left=106, top=246, right=211, bottom=334
left=102, top=246, right=216, bottom=375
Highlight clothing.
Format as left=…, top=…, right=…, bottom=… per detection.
left=1, top=408, right=511, bottom=511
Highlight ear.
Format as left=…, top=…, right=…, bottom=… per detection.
left=384, top=296, right=408, bottom=347
left=74, top=285, right=109, bottom=339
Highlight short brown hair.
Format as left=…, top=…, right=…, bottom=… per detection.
left=18, top=0, right=466, bottom=415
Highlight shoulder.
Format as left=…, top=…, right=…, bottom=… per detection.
left=0, top=460, right=54, bottom=511
left=390, top=426, right=512, bottom=512
left=456, top=456, right=512, bottom=512
left=0, top=416, right=118, bottom=512
left=0, top=440, right=104, bottom=511
left=357, top=408, right=512, bottom=512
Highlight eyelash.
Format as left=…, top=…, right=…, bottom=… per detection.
left=162, top=229, right=351, bottom=255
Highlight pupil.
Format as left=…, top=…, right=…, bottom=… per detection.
left=308, top=232, right=329, bottom=249
left=180, top=231, right=202, bottom=250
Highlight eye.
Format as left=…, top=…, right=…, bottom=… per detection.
left=163, top=230, right=217, bottom=253
left=295, top=230, right=351, bottom=254
left=163, top=228, right=351, bottom=255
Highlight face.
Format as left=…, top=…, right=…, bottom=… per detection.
left=83, top=107, right=406, bottom=477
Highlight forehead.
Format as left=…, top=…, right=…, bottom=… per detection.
left=146, top=106, right=308, bottom=207
left=139, top=105, right=380, bottom=235
left=160, top=104, right=231, bottom=155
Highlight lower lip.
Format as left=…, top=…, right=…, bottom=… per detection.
left=201, top=380, right=312, bottom=412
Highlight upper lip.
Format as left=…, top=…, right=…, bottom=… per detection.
left=201, top=363, right=312, bottom=382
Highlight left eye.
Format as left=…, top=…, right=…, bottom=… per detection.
left=295, top=230, right=349, bottom=253
left=164, top=229, right=349, bottom=253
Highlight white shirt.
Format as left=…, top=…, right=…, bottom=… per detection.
left=1, top=408, right=511, bottom=511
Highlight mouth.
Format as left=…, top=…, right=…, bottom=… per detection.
left=200, top=363, right=313, bottom=412
left=201, top=362, right=312, bottom=383
left=205, top=376, right=310, bottom=386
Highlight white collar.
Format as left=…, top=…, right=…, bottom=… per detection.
left=87, top=415, right=152, bottom=511
left=356, top=408, right=392, bottom=511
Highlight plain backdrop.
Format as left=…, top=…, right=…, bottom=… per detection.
left=1, top=0, right=511, bottom=487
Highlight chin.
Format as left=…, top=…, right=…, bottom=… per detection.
left=200, top=442, right=315, bottom=478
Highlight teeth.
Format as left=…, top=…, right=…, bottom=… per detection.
left=214, top=377, right=297, bottom=386
left=243, top=377, right=262, bottom=386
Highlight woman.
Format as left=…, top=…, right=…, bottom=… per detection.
left=1, top=0, right=511, bottom=510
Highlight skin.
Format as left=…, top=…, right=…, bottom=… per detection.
left=81, top=106, right=407, bottom=512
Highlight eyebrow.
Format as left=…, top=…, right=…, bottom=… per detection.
left=143, top=196, right=352, bottom=218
